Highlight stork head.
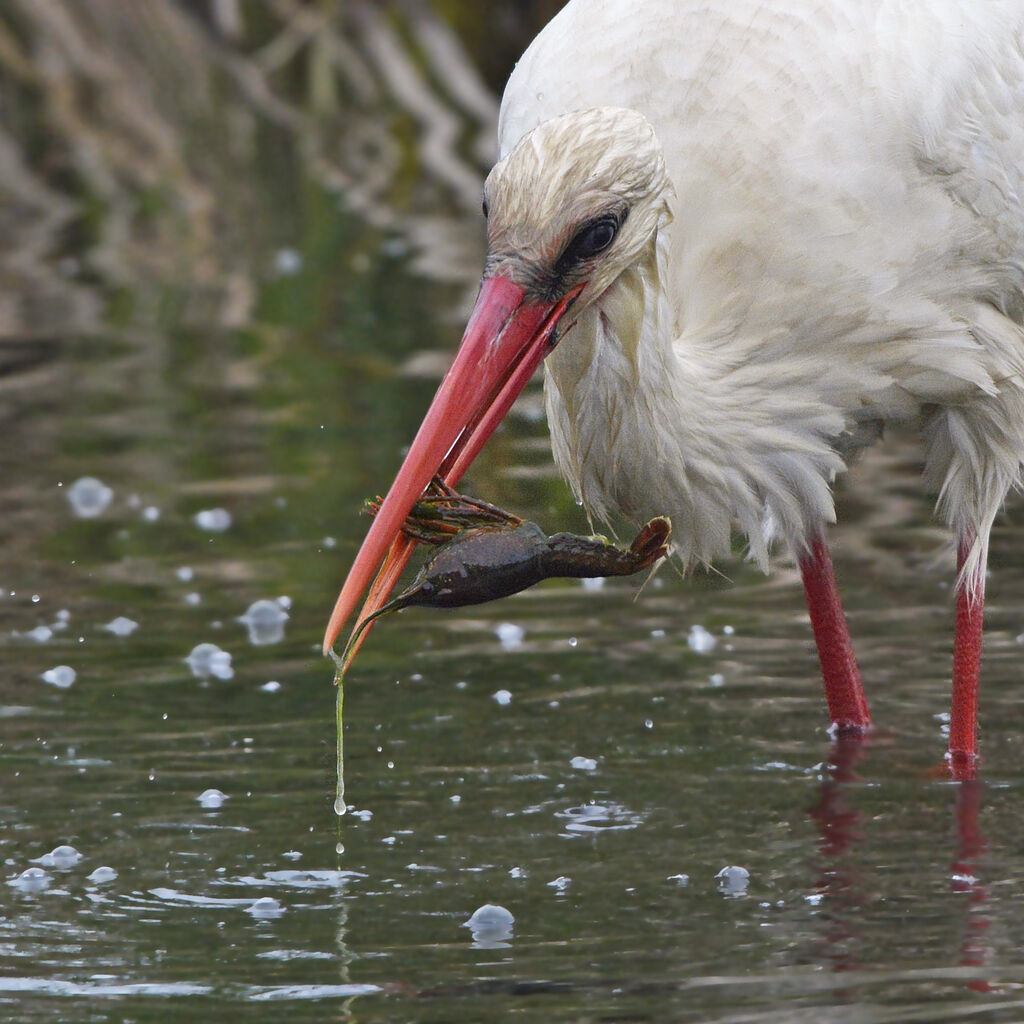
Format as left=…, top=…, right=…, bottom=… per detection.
left=323, top=107, right=672, bottom=655
left=484, top=107, right=670, bottom=306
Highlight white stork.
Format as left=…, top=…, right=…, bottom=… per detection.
left=324, top=0, right=1024, bottom=778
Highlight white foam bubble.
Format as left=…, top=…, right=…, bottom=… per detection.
left=687, top=625, right=717, bottom=653
left=197, top=788, right=228, bottom=810
left=194, top=508, right=232, bottom=532
left=238, top=599, right=288, bottom=646
left=464, top=903, right=514, bottom=946
left=67, top=477, right=113, bottom=518
left=495, top=622, right=524, bottom=649
left=41, top=665, right=76, bottom=689
left=185, top=643, right=234, bottom=680
left=8, top=867, right=51, bottom=893
left=34, top=844, right=82, bottom=868
left=715, top=865, right=750, bottom=896
left=273, top=248, right=303, bottom=276
left=248, top=895, right=285, bottom=918
left=102, top=616, right=138, bottom=637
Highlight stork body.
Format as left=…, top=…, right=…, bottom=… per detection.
left=502, top=0, right=1024, bottom=584
left=326, top=0, right=1024, bottom=776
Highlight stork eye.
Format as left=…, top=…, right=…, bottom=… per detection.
left=482, top=196, right=490, bottom=219
left=566, top=216, right=620, bottom=261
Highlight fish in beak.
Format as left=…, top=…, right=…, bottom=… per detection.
left=323, top=274, right=585, bottom=659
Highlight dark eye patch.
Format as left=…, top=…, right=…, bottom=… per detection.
left=553, top=211, right=626, bottom=282
left=567, top=217, right=618, bottom=259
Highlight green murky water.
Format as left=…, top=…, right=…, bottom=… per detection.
left=3, top=4, right=1024, bottom=1022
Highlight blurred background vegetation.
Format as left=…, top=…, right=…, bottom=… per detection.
left=0, top=0, right=563, bottom=347
left=0, top=0, right=592, bottom=635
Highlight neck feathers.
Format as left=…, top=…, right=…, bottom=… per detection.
left=543, top=232, right=846, bottom=570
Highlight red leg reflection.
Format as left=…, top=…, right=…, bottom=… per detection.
left=806, top=736, right=868, bottom=973
left=952, top=779, right=993, bottom=992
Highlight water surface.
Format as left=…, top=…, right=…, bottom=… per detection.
left=2, top=4, right=1024, bottom=1022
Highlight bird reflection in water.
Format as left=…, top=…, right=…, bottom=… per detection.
left=807, top=740, right=993, bottom=992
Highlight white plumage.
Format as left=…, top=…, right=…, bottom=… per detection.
left=325, top=0, right=1024, bottom=770
left=489, top=0, right=1024, bottom=589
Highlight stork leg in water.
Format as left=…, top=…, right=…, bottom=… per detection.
left=950, top=537, right=984, bottom=779
left=325, top=1, right=1024, bottom=779
left=799, top=536, right=870, bottom=735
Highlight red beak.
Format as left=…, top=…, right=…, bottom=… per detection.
left=323, top=274, right=584, bottom=658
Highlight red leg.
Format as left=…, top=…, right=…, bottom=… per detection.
left=799, top=534, right=871, bottom=734
left=949, top=537, right=983, bottom=779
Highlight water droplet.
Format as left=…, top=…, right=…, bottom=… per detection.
left=570, top=756, right=598, bottom=771
left=41, top=665, right=76, bottom=689
left=194, top=508, right=232, bottom=532
left=141, top=506, right=160, bottom=522
left=260, top=680, right=281, bottom=693
left=334, top=796, right=347, bottom=817
left=568, top=637, right=578, bottom=648
left=67, top=477, right=113, bottom=518
left=547, top=875, right=572, bottom=891
left=492, top=689, right=513, bottom=706
left=26, top=626, right=53, bottom=643
left=722, top=625, right=735, bottom=635
left=184, top=592, right=201, bottom=606
left=709, top=673, right=725, bottom=686
left=88, top=866, right=118, bottom=884
left=176, top=566, right=194, bottom=582
left=31, top=594, right=40, bottom=604
left=335, top=842, right=344, bottom=855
